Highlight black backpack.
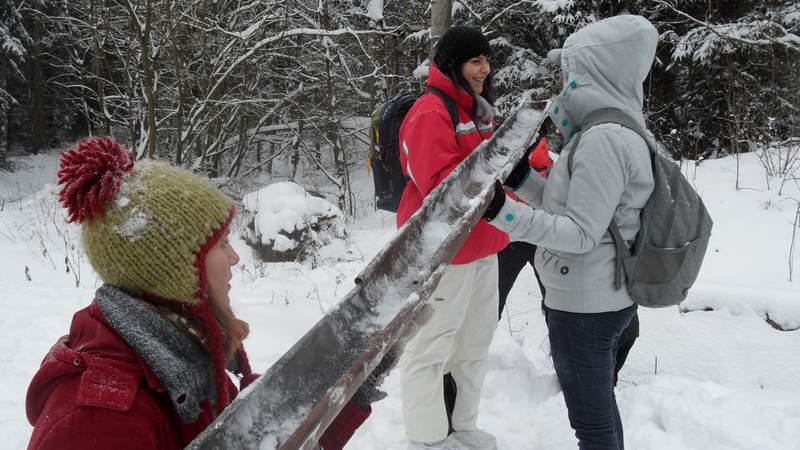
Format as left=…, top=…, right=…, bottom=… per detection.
left=369, top=88, right=459, bottom=212
left=568, top=108, right=713, bottom=307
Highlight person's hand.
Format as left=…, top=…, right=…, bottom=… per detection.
left=482, top=181, right=506, bottom=222
left=352, top=304, right=433, bottom=408
left=351, top=360, right=389, bottom=408
left=528, top=137, right=552, bottom=174
left=505, top=136, right=547, bottom=189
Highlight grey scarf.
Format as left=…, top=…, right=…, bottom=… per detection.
left=96, top=284, right=216, bottom=424
left=473, top=93, right=496, bottom=124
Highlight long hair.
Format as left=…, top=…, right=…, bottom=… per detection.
left=209, top=292, right=250, bottom=360
left=449, top=66, right=495, bottom=105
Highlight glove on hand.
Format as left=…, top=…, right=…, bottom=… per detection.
left=482, top=181, right=506, bottom=222
left=352, top=304, right=434, bottom=409
left=505, top=136, right=549, bottom=189
left=352, top=353, right=392, bottom=408
left=528, top=137, right=552, bottom=173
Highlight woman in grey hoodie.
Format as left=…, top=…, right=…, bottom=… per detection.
left=484, top=15, right=658, bottom=450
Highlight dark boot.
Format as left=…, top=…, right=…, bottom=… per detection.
left=443, top=372, right=457, bottom=434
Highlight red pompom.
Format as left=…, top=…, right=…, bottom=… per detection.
left=57, top=137, right=135, bottom=224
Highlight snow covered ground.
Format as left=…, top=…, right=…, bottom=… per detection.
left=1, top=149, right=799, bottom=449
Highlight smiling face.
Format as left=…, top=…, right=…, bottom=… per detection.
left=461, top=55, right=491, bottom=94
left=205, top=226, right=239, bottom=308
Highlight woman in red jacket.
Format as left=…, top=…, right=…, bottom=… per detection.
left=25, top=138, right=371, bottom=450
left=396, top=26, right=507, bottom=450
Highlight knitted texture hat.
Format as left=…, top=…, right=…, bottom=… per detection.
left=433, top=25, right=492, bottom=76
left=57, top=137, right=245, bottom=411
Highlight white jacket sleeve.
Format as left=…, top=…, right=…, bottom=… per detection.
left=510, top=170, right=547, bottom=208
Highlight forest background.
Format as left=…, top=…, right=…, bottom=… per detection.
left=2, top=0, right=799, bottom=213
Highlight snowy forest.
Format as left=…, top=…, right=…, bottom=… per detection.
left=3, top=2, right=800, bottom=449
left=2, top=0, right=799, bottom=214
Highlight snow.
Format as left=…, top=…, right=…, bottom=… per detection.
left=114, top=209, right=148, bottom=241
left=404, top=29, right=430, bottom=45
left=366, top=0, right=384, bottom=23
left=412, top=58, right=430, bottom=80
left=534, top=0, right=575, bottom=14
left=242, top=181, right=342, bottom=248
left=0, top=152, right=62, bottom=203
left=3, top=146, right=800, bottom=449
left=492, top=48, right=549, bottom=88
left=0, top=27, right=25, bottom=59
left=673, top=21, right=800, bottom=64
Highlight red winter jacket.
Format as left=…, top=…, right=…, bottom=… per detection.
left=26, top=302, right=370, bottom=450
left=396, top=65, right=509, bottom=264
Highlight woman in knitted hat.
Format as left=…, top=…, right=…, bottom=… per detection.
left=25, top=137, right=372, bottom=450
left=395, top=26, right=505, bottom=450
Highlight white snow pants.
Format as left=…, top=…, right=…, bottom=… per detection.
left=400, top=255, right=499, bottom=443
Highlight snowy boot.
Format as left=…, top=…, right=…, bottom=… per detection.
left=407, top=435, right=468, bottom=450
left=450, top=429, right=498, bottom=450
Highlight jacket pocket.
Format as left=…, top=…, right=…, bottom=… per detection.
left=535, top=248, right=583, bottom=292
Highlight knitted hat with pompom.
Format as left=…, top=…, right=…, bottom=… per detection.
left=57, top=137, right=252, bottom=411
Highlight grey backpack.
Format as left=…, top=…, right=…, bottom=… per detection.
left=568, top=108, right=713, bottom=307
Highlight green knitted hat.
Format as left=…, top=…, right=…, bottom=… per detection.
left=58, top=138, right=234, bottom=304
left=58, top=137, right=241, bottom=411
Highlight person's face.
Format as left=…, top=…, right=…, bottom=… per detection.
left=205, top=227, right=240, bottom=307
left=461, top=55, right=491, bottom=94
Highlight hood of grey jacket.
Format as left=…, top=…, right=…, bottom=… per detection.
left=489, top=15, right=657, bottom=313
left=550, top=15, right=658, bottom=139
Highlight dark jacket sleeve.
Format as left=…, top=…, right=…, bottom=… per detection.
left=317, top=400, right=372, bottom=450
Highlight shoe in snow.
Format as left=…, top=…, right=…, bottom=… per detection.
left=450, top=429, right=497, bottom=450
left=407, top=435, right=467, bottom=450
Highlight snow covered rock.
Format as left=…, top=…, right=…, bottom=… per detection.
left=241, top=182, right=344, bottom=263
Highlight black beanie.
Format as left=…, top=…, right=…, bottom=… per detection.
left=433, top=26, right=492, bottom=76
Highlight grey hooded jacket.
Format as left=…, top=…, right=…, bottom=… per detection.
left=491, top=15, right=657, bottom=313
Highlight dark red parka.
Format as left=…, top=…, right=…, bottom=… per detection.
left=26, top=302, right=369, bottom=450
left=396, top=65, right=509, bottom=264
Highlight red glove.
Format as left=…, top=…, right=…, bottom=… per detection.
left=528, top=137, right=552, bottom=175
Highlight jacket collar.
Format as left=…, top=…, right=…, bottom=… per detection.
left=427, top=64, right=475, bottom=116
left=95, top=284, right=217, bottom=424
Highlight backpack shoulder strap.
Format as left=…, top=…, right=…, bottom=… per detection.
left=425, top=87, right=460, bottom=131
left=567, top=108, right=656, bottom=177
left=565, top=107, right=657, bottom=291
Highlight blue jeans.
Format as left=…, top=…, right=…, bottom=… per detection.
left=547, top=304, right=637, bottom=450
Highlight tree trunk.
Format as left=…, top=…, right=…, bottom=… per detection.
left=266, top=142, right=274, bottom=176
left=0, top=111, right=8, bottom=170
left=0, top=68, right=9, bottom=170
left=170, top=14, right=186, bottom=165
left=291, top=120, right=304, bottom=180
left=229, top=115, right=249, bottom=177
left=131, top=0, right=158, bottom=159
left=430, top=0, right=453, bottom=56
left=30, top=12, right=46, bottom=152
left=125, top=38, right=138, bottom=149
left=367, top=3, right=385, bottom=105
left=90, top=0, right=110, bottom=136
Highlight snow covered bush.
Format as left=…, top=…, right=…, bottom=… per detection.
left=240, top=182, right=345, bottom=263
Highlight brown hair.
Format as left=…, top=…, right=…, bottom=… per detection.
left=209, top=292, right=250, bottom=360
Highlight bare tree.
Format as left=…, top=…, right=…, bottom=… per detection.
left=430, top=0, right=453, bottom=55
left=0, top=0, right=31, bottom=170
